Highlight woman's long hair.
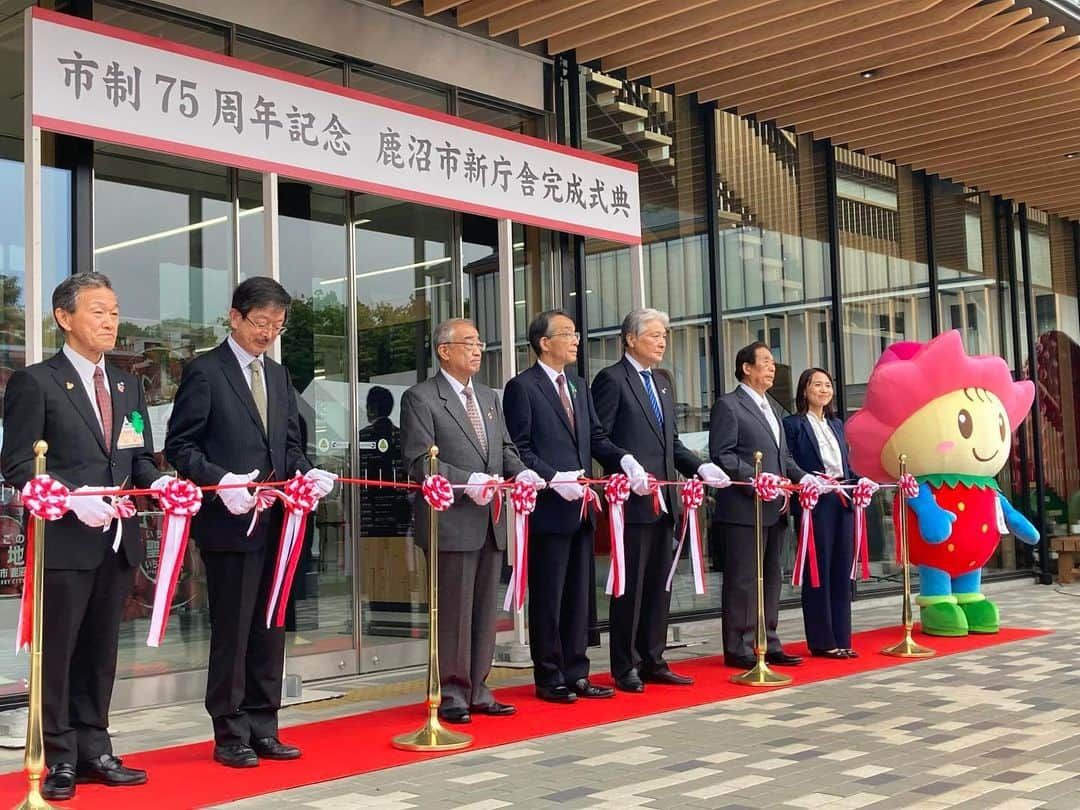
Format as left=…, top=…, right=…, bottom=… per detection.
left=795, top=367, right=837, bottom=420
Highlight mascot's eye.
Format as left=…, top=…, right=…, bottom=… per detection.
left=957, top=409, right=973, bottom=439
left=999, top=413, right=1007, bottom=441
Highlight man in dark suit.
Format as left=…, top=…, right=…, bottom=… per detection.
left=504, top=309, right=645, bottom=704
left=165, top=277, right=335, bottom=768
left=593, top=308, right=730, bottom=693
left=1, top=272, right=171, bottom=800
left=400, top=318, right=542, bottom=725
left=709, top=341, right=818, bottom=669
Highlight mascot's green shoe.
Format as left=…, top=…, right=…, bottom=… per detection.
left=918, top=599, right=969, bottom=637
left=957, top=595, right=999, bottom=634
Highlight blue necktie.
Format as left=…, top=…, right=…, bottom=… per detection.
left=640, top=370, right=663, bottom=428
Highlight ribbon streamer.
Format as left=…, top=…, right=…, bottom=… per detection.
left=146, top=479, right=202, bottom=647
left=666, top=478, right=706, bottom=594
left=793, top=481, right=822, bottom=588
left=265, top=474, right=322, bottom=629
left=109, top=495, right=137, bottom=553
left=850, top=477, right=879, bottom=580
left=502, top=481, right=537, bottom=612
left=17, top=475, right=70, bottom=653
left=603, top=474, right=631, bottom=598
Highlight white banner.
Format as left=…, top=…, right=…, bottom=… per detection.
left=29, top=8, right=641, bottom=244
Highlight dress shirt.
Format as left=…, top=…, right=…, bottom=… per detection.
left=63, top=342, right=108, bottom=428
left=739, top=382, right=780, bottom=446
left=537, top=360, right=574, bottom=414
left=440, top=368, right=488, bottom=445
left=625, top=353, right=662, bottom=403
left=227, top=334, right=267, bottom=403
left=806, top=411, right=844, bottom=479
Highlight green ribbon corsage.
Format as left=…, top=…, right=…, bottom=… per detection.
left=129, top=411, right=144, bottom=435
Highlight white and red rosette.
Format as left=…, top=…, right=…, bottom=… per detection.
left=893, top=473, right=921, bottom=562
left=898, top=473, right=919, bottom=499
left=603, top=473, right=631, bottom=598
left=666, top=477, right=707, bottom=595
left=147, top=478, right=202, bottom=647
left=422, top=475, right=454, bottom=512
left=502, top=480, right=538, bottom=612
left=850, top=477, right=879, bottom=580
left=17, top=475, right=70, bottom=652
left=753, top=472, right=784, bottom=502
left=793, top=480, right=822, bottom=588
left=265, top=473, right=322, bottom=628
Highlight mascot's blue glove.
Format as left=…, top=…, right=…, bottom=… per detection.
left=998, top=494, right=1039, bottom=545
left=909, top=483, right=955, bottom=543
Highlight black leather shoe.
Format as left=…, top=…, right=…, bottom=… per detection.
left=76, top=753, right=147, bottom=786
left=613, top=672, right=645, bottom=693
left=251, top=736, right=301, bottom=760
left=723, top=654, right=757, bottom=669
left=470, top=701, right=517, bottom=716
left=841, top=648, right=859, bottom=658
left=765, top=651, right=804, bottom=666
left=438, top=706, right=471, bottom=724
left=810, top=648, right=848, bottom=659
left=641, top=668, right=694, bottom=686
left=213, top=743, right=259, bottom=768
left=572, top=678, right=615, bottom=698
left=536, top=684, right=577, bottom=703
left=42, top=763, right=76, bottom=800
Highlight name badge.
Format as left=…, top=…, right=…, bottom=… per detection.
left=116, top=413, right=145, bottom=450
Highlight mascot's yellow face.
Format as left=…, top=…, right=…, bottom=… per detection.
left=881, top=388, right=1012, bottom=478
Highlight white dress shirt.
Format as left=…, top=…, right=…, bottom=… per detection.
left=625, top=353, right=662, bottom=403
left=806, top=411, right=844, bottom=479
left=227, top=334, right=267, bottom=403
left=739, top=382, right=780, bottom=446
left=63, top=343, right=108, bottom=429
left=440, top=368, right=488, bottom=444
left=538, top=360, right=574, bottom=414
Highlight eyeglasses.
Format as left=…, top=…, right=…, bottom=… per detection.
left=546, top=331, right=581, bottom=342
left=441, top=340, right=487, bottom=351
left=244, top=315, right=288, bottom=335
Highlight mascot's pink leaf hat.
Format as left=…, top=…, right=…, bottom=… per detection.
left=846, top=330, right=1034, bottom=481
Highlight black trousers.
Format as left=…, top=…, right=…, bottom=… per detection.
left=527, top=526, right=592, bottom=688
left=42, top=550, right=131, bottom=767
left=608, top=520, right=673, bottom=679
left=801, top=494, right=855, bottom=651
left=720, top=521, right=785, bottom=659
left=201, top=545, right=285, bottom=745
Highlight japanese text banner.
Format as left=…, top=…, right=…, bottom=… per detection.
left=30, top=8, right=641, bottom=244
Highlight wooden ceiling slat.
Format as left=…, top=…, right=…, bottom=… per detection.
left=927, top=139, right=1080, bottom=178
left=643, top=0, right=937, bottom=88
left=882, top=114, right=1080, bottom=166
left=455, top=0, right=531, bottom=27
left=547, top=0, right=716, bottom=55
left=517, top=0, right=655, bottom=47
left=959, top=159, right=1080, bottom=188
left=766, top=21, right=1062, bottom=128
left=600, top=0, right=793, bottom=71
left=487, top=0, right=593, bottom=37
left=422, top=0, right=464, bottom=14
left=695, top=0, right=1017, bottom=110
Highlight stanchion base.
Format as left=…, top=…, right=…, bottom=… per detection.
left=392, top=718, right=473, bottom=752
left=881, top=634, right=935, bottom=658
left=15, top=786, right=54, bottom=810
left=730, top=660, right=793, bottom=688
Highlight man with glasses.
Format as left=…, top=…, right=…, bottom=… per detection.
left=166, top=277, right=336, bottom=767
left=593, top=308, right=731, bottom=692
left=504, top=309, right=648, bottom=704
left=401, top=318, right=544, bottom=724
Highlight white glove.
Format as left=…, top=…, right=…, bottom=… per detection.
left=800, top=473, right=826, bottom=492
left=218, top=469, right=260, bottom=515
left=464, top=473, right=500, bottom=506
left=304, top=468, right=338, bottom=498
left=620, top=454, right=652, bottom=496
left=150, top=474, right=174, bottom=491
left=550, top=470, right=586, bottom=502
left=70, top=485, right=119, bottom=529
left=697, top=462, right=732, bottom=489
left=515, top=469, right=546, bottom=489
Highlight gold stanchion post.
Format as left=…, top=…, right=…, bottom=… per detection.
left=17, top=441, right=53, bottom=810
left=393, top=446, right=472, bottom=751
left=882, top=454, right=935, bottom=658
left=731, top=451, right=792, bottom=688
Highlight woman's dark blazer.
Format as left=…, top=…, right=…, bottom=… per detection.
left=783, top=413, right=854, bottom=515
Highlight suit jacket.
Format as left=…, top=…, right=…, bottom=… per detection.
left=1, top=350, right=159, bottom=569
left=164, top=341, right=311, bottom=552
left=503, top=363, right=626, bottom=536
left=592, top=357, right=702, bottom=525
left=783, top=413, right=854, bottom=518
left=709, top=386, right=807, bottom=527
left=400, top=372, right=526, bottom=553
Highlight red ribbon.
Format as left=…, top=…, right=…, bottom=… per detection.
left=502, top=481, right=538, bottom=612
left=794, top=481, right=822, bottom=588
left=147, top=478, right=202, bottom=646
left=266, top=474, right=322, bottom=628
left=579, top=482, right=601, bottom=522
left=667, top=478, right=706, bottom=594
left=17, top=476, right=70, bottom=653
left=850, top=478, right=879, bottom=581
left=603, top=474, right=631, bottom=598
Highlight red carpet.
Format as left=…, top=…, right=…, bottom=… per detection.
left=0, top=625, right=1049, bottom=809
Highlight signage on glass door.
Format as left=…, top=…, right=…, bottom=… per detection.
left=29, top=7, right=641, bottom=244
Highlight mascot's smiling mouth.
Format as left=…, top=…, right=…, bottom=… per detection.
left=971, top=447, right=999, bottom=462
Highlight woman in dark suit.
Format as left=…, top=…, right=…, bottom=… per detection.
left=783, top=368, right=856, bottom=659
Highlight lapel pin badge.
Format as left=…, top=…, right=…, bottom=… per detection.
left=117, top=381, right=125, bottom=393
left=661, top=387, right=668, bottom=395
left=65, top=381, right=75, bottom=390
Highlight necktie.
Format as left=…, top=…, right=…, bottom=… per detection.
left=640, top=370, right=663, bottom=428
left=463, top=386, right=488, bottom=454
left=556, top=374, right=576, bottom=431
left=249, top=359, right=268, bottom=432
left=760, top=399, right=779, bottom=444
left=93, top=367, right=112, bottom=452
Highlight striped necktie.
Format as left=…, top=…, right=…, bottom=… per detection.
left=640, top=370, right=663, bottom=428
